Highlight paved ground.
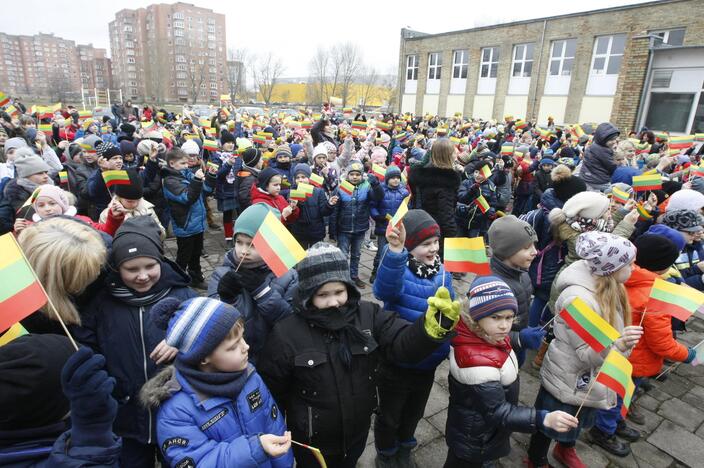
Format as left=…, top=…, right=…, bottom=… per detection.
left=165, top=206, right=704, bottom=468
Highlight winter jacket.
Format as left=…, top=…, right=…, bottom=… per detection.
left=67, top=159, right=100, bottom=217
left=213, top=152, right=242, bottom=211
left=330, top=178, right=383, bottom=234
left=289, top=186, right=334, bottom=242
left=75, top=260, right=198, bottom=444
left=676, top=241, right=704, bottom=291
left=236, top=168, right=258, bottom=210
left=257, top=290, right=445, bottom=455
left=490, top=257, right=532, bottom=331
left=99, top=196, right=165, bottom=238
left=541, top=260, right=625, bottom=409
left=141, top=366, right=293, bottom=468
left=456, top=178, right=497, bottom=231
left=369, top=183, right=409, bottom=235
left=207, top=250, right=297, bottom=364
left=86, top=169, right=114, bottom=214
left=533, top=168, right=552, bottom=199
left=408, top=165, right=461, bottom=239
left=626, top=266, right=690, bottom=377
left=579, top=122, right=619, bottom=186
left=373, top=247, right=453, bottom=370
left=0, top=179, right=34, bottom=234
left=162, top=166, right=215, bottom=237
left=250, top=184, right=300, bottom=224
left=446, top=320, right=539, bottom=462
left=311, top=120, right=336, bottom=147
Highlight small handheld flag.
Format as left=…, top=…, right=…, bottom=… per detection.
left=372, top=164, right=386, bottom=181
left=291, top=440, right=327, bottom=468
left=647, top=278, right=704, bottom=322
left=339, top=179, right=355, bottom=196
left=611, top=187, right=630, bottom=205
left=387, top=195, right=410, bottom=230
left=309, top=172, right=325, bottom=188
left=58, top=171, right=69, bottom=185
left=636, top=203, right=652, bottom=221
left=297, top=183, right=315, bottom=197
left=203, top=139, right=219, bottom=151
left=632, top=174, right=662, bottom=192
left=474, top=195, right=490, bottom=214
left=0, top=322, right=28, bottom=347
left=289, top=189, right=308, bottom=202
left=102, top=170, right=131, bottom=188
left=252, top=212, right=307, bottom=277
left=443, top=237, right=491, bottom=275
left=480, top=165, right=492, bottom=180
left=560, top=297, right=621, bottom=352
left=0, top=91, right=9, bottom=107
left=352, top=121, right=367, bottom=130
left=596, top=349, right=633, bottom=401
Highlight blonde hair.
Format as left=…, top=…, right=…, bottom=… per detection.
left=594, top=275, right=631, bottom=328
left=18, top=218, right=107, bottom=325
left=430, top=138, right=455, bottom=169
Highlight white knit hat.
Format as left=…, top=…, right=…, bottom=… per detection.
left=181, top=139, right=200, bottom=156
left=561, top=191, right=610, bottom=220
left=666, top=189, right=704, bottom=213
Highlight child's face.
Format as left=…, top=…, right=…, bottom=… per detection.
left=83, top=151, right=98, bottom=163
left=276, top=155, right=290, bottom=165
left=27, top=171, right=50, bottom=185
left=118, top=256, right=161, bottom=293
left=541, top=164, right=553, bottom=172
left=387, top=176, right=400, bottom=188
left=613, top=260, right=634, bottom=284
left=312, top=281, right=348, bottom=309
left=235, top=233, right=263, bottom=264
left=223, top=141, right=235, bottom=152
left=679, top=230, right=695, bottom=245
left=347, top=171, right=362, bottom=185
left=505, top=243, right=537, bottom=270
left=314, top=154, right=326, bottom=167
left=201, top=325, right=250, bottom=372
left=410, top=236, right=440, bottom=266
left=34, top=196, right=63, bottom=218
left=473, top=170, right=486, bottom=184
left=187, top=155, right=201, bottom=167
left=124, top=153, right=135, bottom=163
left=169, top=158, right=189, bottom=171
left=477, top=310, right=514, bottom=344
left=118, top=196, right=140, bottom=210
left=108, top=155, right=124, bottom=170
left=266, top=175, right=282, bottom=196
left=295, top=173, right=309, bottom=185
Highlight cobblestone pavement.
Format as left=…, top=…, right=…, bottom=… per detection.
left=166, top=208, right=704, bottom=468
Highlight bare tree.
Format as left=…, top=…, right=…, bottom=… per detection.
left=227, top=48, right=249, bottom=103
left=46, top=69, right=71, bottom=103
left=379, top=71, right=399, bottom=112
left=337, top=43, right=361, bottom=107
left=308, top=47, right=329, bottom=106
left=252, top=52, right=285, bottom=105
left=186, top=58, right=208, bottom=104
left=358, top=66, right=379, bottom=112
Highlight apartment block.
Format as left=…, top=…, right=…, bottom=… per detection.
left=109, top=2, right=227, bottom=104
left=396, top=0, right=704, bottom=133
left=77, top=44, right=113, bottom=91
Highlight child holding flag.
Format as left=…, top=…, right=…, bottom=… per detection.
left=372, top=209, right=453, bottom=467
left=527, top=231, right=643, bottom=467
left=456, top=160, right=498, bottom=238
left=251, top=167, right=300, bottom=225
left=289, top=163, right=338, bottom=249
left=87, top=142, right=125, bottom=215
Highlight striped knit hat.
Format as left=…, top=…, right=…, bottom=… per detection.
left=151, top=297, right=241, bottom=365
left=296, top=242, right=353, bottom=304
left=468, top=276, right=518, bottom=321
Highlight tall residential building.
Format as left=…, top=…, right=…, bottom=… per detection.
left=0, top=32, right=107, bottom=99
left=109, top=2, right=227, bottom=104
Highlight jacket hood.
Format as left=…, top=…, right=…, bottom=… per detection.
left=539, top=188, right=563, bottom=211
left=139, top=366, right=180, bottom=409
left=593, top=122, right=620, bottom=146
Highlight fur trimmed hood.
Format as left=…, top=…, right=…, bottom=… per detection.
left=139, top=365, right=180, bottom=409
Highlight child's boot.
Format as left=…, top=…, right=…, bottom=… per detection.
left=552, top=442, right=587, bottom=468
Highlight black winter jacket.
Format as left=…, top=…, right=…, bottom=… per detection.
left=408, top=165, right=461, bottom=239
left=580, top=122, right=619, bottom=186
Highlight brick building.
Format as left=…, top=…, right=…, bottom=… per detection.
left=396, top=0, right=704, bottom=133
left=109, top=2, right=227, bottom=104
left=0, top=32, right=109, bottom=100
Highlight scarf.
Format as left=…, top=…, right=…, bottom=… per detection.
left=175, top=360, right=250, bottom=400
left=227, top=248, right=267, bottom=270
left=17, top=177, right=49, bottom=194
left=408, top=254, right=441, bottom=279
left=297, top=298, right=370, bottom=368
left=567, top=216, right=612, bottom=233
left=107, top=264, right=173, bottom=307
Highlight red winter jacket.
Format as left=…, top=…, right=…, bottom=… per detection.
left=626, top=266, right=689, bottom=377
left=250, top=184, right=300, bottom=225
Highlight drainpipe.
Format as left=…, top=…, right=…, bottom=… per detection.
left=530, top=19, right=548, bottom=121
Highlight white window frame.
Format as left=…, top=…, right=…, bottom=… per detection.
left=404, top=54, right=418, bottom=93
left=478, top=47, right=499, bottom=95
left=452, top=50, right=468, bottom=79
left=511, top=43, right=534, bottom=78
left=650, top=28, right=685, bottom=47
left=426, top=52, right=442, bottom=94
left=548, top=39, right=576, bottom=78
left=586, top=34, right=626, bottom=96
left=590, top=34, right=626, bottom=76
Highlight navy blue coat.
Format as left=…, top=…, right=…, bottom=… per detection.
left=213, top=152, right=242, bottom=211
left=370, top=183, right=410, bottom=235
left=162, top=167, right=216, bottom=237
left=330, top=178, right=384, bottom=234
left=289, top=185, right=334, bottom=242
left=456, top=179, right=497, bottom=231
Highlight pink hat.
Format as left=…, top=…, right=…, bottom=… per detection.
left=32, top=184, right=70, bottom=214
left=371, top=147, right=387, bottom=164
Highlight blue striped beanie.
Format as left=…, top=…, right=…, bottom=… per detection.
left=468, top=276, right=518, bottom=321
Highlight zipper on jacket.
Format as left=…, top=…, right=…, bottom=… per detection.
left=307, top=406, right=313, bottom=441
left=139, top=307, right=153, bottom=444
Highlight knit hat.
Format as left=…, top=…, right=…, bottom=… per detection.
left=258, top=167, right=280, bottom=188
left=275, top=144, right=292, bottom=159
left=313, top=144, right=328, bottom=157
left=293, top=163, right=312, bottom=178
left=97, top=142, right=121, bottom=159
left=347, top=161, right=364, bottom=175
left=296, top=242, right=353, bottom=304
left=82, top=135, right=102, bottom=151
left=33, top=184, right=70, bottom=213
left=575, top=231, right=636, bottom=276
left=467, top=276, right=518, bottom=322
left=646, top=224, right=686, bottom=251
left=235, top=203, right=279, bottom=238
left=561, top=191, right=610, bottom=220
left=385, top=165, right=401, bottom=183
left=181, top=139, right=200, bottom=155
left=540, top=158, right=556, bottom=166
left=550, top=165, right=586, bottom=203
left=662, top=209, right=704, bottom=233
left=634, top=234, right=680, bottom=272
left=0, top=334, right=74, bottom=430
left=14, top=149, right=51, bottom=178
left=487, top=215, right=537, bottom=260
left=371, top=147, right=387, bottom=164
left=151, top=297, right=242, bottom=365
left=242, top=147, right=262, bottom=167
left=220, top=130, right=235, bottom=145
left=114, top=169, right=144, bottom=200
left=403, top=209, right=441, bottom=251
left=137, top=139, right=158, bottom=157
left=111, top=216, right=164, bottom=267
left=666, top=189, right=704, bottom=213
left=4, top=137, right=28, bottom=153
left=119, top=140, right=137, bottom=156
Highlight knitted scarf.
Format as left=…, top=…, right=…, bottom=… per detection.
left=175, top=360, right=250, bottom=400
left=408, top=255, right=441, bottom=279
left=107, top=263, right=173, bottom=307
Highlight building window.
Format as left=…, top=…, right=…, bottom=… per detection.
left=645, top=93, right=694, bottom=133
left=427, top=52, right=441, bottom=80
left=651, top=28, right=685, bottom=47
left=512, top=43, right=534, bottom=77
left=549, top=39, right=576, bottom=76
left=590, top=34, right=626, bottom=75
left=173, top=12, right=184, bottom=20
left=452, top=50, right=468, bottom=79
left=406, top=55, right=418, bottom=81
left=480, top=47, right=499, bottom=78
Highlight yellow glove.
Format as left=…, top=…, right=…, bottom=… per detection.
left=424, top=286, right=461, bottom=339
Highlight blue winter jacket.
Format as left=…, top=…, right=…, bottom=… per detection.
left=330, top=178, right=384, bottom=234
left=162, top=167, right=215, bottom=237
left=149, top=366, right=293, bottom=468
left=289, top=185, right=334, bottom=242
left=86, top=169, right=113, bottom=214
left=370, top=183, right=410, bottom=235
left=373, top=247, right=453, bottom=370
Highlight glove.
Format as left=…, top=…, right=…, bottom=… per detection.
left=367, top=173, right=380, bottom=186
left=217, top=270, right=243, bottom=302
left=424, top=286, right=461, bottom=339
left=684, top=347, right=697, bottom=364
left=61, top=347, right=118, bottom=447
left=234, top=268, right=269, bottom=293
left=519, top=326, right=547, bottom=350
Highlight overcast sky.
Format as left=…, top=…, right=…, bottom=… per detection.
left=3, top=0, right=651, bottom=77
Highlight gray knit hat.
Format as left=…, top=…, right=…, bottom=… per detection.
left=4, top=137, right=27, bottom=153
left=296, top=242, right=353, bottom=303
left=488, top=215, right=537, bottom=260
left=14, top=149, right=51, bottom=178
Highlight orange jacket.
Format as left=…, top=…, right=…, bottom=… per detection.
left=626, top=265, right=689, bottom=377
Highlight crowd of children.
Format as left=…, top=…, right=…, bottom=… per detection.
left=0, top=98, right=703, bottom=468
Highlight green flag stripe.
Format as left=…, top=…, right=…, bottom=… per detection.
left=651, top=288, right=697, bottom=312
left=566, top=304, right=614, bottom=347
left=600, top=362, right=630, bottom=386
left=0, top=258, right=36, bottom=303
left=259, top=223, right=298, bottom=267
left=444, top=249, right=487, bottom=263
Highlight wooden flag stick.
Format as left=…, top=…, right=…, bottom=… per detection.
left=638, top=307, right=648, bottom=327
left=233, top=241, right=253, bottom=273
left=575, top=375, right=598, bottom=419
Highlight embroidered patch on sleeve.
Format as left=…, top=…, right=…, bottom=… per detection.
left=247, top=388, right=263, bottom=412
left=200, top=408, right=229, bottom=431
left=271, top=404, right=278, bottom=420
left=162, top=437, right=189, bottom=452
left=174, top=457, right=195, bottom=468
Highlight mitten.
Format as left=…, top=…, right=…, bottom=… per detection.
left=367, top=173, right=380, bottom=186
left=235, top=268, right=269, bottom=293
left=519, top=326, right=547, bottom=350
left=217, top=270, right=243, bottom=302
left=424, top=286, right=460, bottom=339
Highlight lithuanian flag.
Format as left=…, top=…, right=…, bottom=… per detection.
left=77, top=110, right=92, bottom=120
left=58, top=171, right=68, bottom=185
left=636, top=203, right=652, bottom=221
left=388, top=195, right=410, bottom=230
left=289, top=189, right=308, bottom=202
left=692, top=166, right=704, bottom=178
left=0, top=92, right=9, bottom=107
left=253, top=134, right=267, bottom=145
left=300, top=120, right=313, bottom=129
left=297, top=183, right=315, bottom=197
left=0, top=322, right=28, bottom=347
left=309, top=172, right=325, bottom=188
left=515, top=120, right=527, bottom=130
left=343, top=107, right=353, bottom=114
left=610, top=186, right=630, bottom=205
left=621, top=379, right=636, bottom=418
left=560, top=297, right=620, bottom=352
left=571, top=124, right=585, bottom=138
left=38, top=123, right=52, bottom=134
left=339, top=179, right=355, bottom=195
left=376, top=121, right=392, bottom=131
left=501, top=144, right=514, bottom=156
left=596, top=349, right=633, bottom=400
left=198, top=117, right=210, bottom=128
left=647, top=278, right=704, bottom=321
left=372, top=164, right=386, bottom=181
left=631, top=174, right=662, bottom=192
left=252, top=211, right=306, bottom=277
left=480, top=165, right=492, bottom=179
left=352, top=121, right=367, bottom=130
left=0, top=233, right=49, bottom=333
left=203, top=139, right=218, bottom=151
left=443, top=237, right=490, bottom=275
left=669, top=135, right=694, bottom=150
left=5, top=105, right=19, bottom=116
left=695, top=133, right=704, bottom=142
left=102, top=170, right=131, bottom=188
left=206, top=161, right=219, bottom=171
left=474, top=195, right=490, bottom=214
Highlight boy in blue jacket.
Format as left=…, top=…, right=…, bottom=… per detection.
left=141, top=296, right=293, bottom=468
left=369, top=164, right=409, bottom=282
left=162, top=148, right=217, bottom=289
left=289, top=162, right=339, bottom=248
left=372, top=209, right=454, bottom=468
